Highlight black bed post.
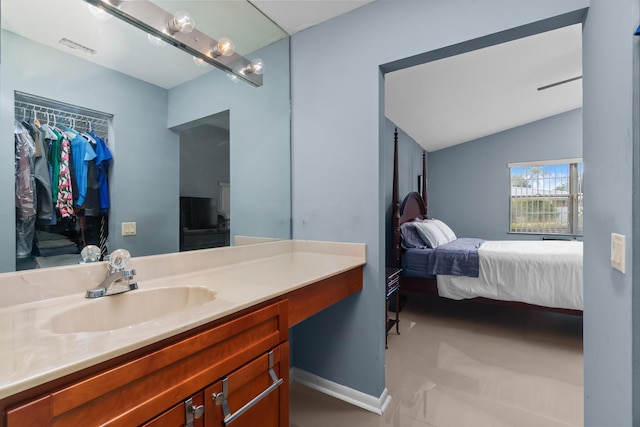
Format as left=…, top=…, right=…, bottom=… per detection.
left=422, top=150, right=427, bottom=216
left=392, top=128, right=401, bottom=268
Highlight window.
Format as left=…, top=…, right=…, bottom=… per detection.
left=508, top=158, right=583, bottom=235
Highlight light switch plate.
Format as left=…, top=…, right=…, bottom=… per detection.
left=611, top=233, right=625, bottom=273
left=122, top=222, right=137, bottom=236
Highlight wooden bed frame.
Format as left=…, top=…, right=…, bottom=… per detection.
left=389, top=128, right=582, bottom=315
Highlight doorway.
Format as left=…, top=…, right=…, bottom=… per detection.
left=178, top=110, right=230, bottom=251
left=382, top=23, right=584, bottom=425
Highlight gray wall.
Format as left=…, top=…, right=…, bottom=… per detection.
left=168, top=38, right=291, bottom=241
left=0, top=29, right=179, bottom=270
left=179, top=124, right=230, bottom=199
left=582, top=0, right=638, bottom=424
left=290, top=0, right=588, bottom=400
left=428, top=108, right=582, bottom=241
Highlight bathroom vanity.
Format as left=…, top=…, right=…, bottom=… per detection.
left=0, top=240, right=365, bottom=426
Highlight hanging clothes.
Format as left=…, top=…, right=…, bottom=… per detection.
left=81, top=132, right=100, bottom=217
left=55, top=135, right=74, bottom=218
left=14, top=121, right=36, bottom=259
left=47, top=126, right=62, bottom=209
left=69, top=132, right=96, bottom=208
left=22, top=120, right=53, bottom=222
left=14, top=96, right=113, bottom=265
left=88, top=131, right=112, bottom=212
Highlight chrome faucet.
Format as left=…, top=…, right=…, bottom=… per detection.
left=86, top=249, right=138, bottom=298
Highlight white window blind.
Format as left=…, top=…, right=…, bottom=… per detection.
left=508, top=158, right=583, bottom=235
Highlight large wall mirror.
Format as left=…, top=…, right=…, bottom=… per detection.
left=1, top=0, right=291, bottom=273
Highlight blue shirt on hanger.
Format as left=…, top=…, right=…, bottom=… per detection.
left=70, top=133, right=97, bottom=207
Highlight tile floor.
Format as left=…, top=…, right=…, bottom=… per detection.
left=290, top=293, right=583, bottom=427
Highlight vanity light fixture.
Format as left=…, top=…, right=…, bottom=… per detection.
left=147, top=33, right=168, bottom=48
left=166, top=10, right=195, bottom=35
left=83, top=0, right=263, bottom=87
left=212, top=37, right=235, bottom=58
left=193, top=56, right=209, bottom=67
left=241, top=58, right=264, bottom=75
left=87, top=3, right=113, bottom=21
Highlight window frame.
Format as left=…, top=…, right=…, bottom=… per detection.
left=508, top=158, right=583, bottom=236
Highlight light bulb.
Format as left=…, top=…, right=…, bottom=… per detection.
left=193, top=56, right=209, bottom=67
left=252, top=58, right=264, bottom=75
left=242, top=58, right=264, bottom=75
left=213, top=37, right=234, bottom=57
left=87, top=3, right=112, bottom=21
left=168, top=10, right=195, bottom=34
left=147, top=33, right=168, bottom=48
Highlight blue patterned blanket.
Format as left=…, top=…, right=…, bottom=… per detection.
left=424, top=237, right=485, bottom=277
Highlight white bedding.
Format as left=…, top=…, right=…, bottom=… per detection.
left=436, top=240, right=583, bottom=310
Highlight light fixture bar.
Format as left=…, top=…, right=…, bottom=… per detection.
left=83, top=0, right=262, bottom=87
left=537, top=76, right=582, bottom=91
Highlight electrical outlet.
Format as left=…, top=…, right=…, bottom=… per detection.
left=611, top=233, right=625, bottom=273
left=122, top=222, right=137, bottom=236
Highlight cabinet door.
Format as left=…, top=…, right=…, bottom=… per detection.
left=140, top=392, right=204, bottom=427
left=204, top=343, right=289, bottom=427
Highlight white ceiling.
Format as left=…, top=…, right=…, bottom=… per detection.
left=385, top=24, right=583, bottom=152
left=1, top=1, right=582, bottom=152
left=250, top=0, right=375, bottom=35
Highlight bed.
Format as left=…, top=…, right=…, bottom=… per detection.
left=390, top=128, right=583, bottom=314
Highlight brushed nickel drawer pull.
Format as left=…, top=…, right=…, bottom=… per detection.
left=184, top=397, right=205, bottom=427
left=213, top=350, right=283, bottom=426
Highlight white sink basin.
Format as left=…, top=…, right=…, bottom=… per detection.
left=47, top=286, right=217, bottom=333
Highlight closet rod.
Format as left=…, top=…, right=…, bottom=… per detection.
left=14, top=91, right=113, bottom=119
left=15, top=102, right=109, bottom=126
left=14, top=92, right=112, bottom=138
left=14, top=104, right=109, bottom=138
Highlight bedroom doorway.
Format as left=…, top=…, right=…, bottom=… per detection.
left=177, top=110, right=231, bottom=251
left=382, top=21, right=584, bottom=426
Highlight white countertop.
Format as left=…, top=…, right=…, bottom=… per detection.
left=0, top=240, right=365, bottom=400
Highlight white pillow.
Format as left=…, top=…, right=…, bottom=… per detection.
left=414, top=220, right=449, bottom=248
left=429, top=219, right=457, bottom=242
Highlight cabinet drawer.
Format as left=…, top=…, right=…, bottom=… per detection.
left=7, top=300, right=288, bottom=427
left=141, top=392, right=204, bottom=427
left=205, top=343, right=289, bottom=427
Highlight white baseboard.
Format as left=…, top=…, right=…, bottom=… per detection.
left=290, top=367, right=392, bottom=415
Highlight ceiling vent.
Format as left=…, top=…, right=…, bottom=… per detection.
left=58, top=38, right=97, bottom=55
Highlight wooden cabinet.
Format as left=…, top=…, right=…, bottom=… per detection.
left=142, top=343, right=288, bottom=427
left=2, top=265, right=365, bottom=427
left=205, top=343, right=288, bottom=427
left=6, top=301, right=288, bottom=427
left=142, top=392, right=205, bottom=427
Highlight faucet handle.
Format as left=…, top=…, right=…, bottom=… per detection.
left=80, top=245, right=101, bottom=263
left=109, top=249, right=131, bottom=270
